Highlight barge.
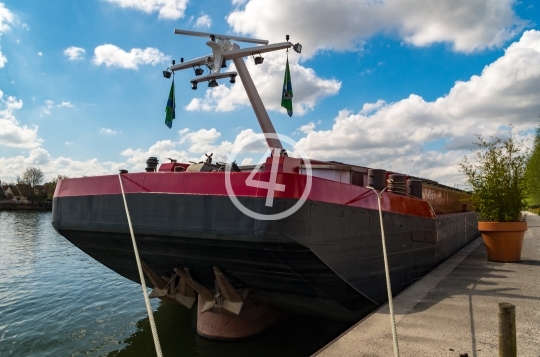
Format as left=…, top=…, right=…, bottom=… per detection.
left=52, top=29, right=478, bottom=340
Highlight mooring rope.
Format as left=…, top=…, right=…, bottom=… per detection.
left=368, top=186, right=400, bottom=357
left=428, top=203, right=482, bottom=230
left=118, top=174, right=163, bottom=357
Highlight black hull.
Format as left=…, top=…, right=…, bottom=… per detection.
left=52, top=193, right=478, bottom=321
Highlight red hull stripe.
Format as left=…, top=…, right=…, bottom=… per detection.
left=55, top=172, right=435, bottom=219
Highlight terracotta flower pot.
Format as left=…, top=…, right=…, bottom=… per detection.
left=478, top=221, right=527, bottom=262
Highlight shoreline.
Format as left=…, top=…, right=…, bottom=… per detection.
left=0, top=202, right=52, bottom=211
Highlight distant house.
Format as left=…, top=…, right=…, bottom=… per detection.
left=16, top=184, right=34, bottom=203
left=0, top=182, right=6, bottom=199
left=6, top=185, right=20, bottom=200
left=34, top=185, right=45, bottom=196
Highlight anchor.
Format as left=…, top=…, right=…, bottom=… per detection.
left=141, top=259, right=247, bottom=315
left=173, top=266, right=248, bottom=315
left=141, top=259, right=196, bottom=309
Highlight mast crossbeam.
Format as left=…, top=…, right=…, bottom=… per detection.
left=167, top=29, right=301, bottom=151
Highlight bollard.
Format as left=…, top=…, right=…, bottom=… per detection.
left=498, top=302, right=516, bottom=357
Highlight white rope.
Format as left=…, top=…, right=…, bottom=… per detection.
left=368, top=186, right=400, bottom=357
left=118, top=174, right=163, bottom=357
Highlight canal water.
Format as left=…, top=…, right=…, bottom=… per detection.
left=0, top=211, right=349, bottom=357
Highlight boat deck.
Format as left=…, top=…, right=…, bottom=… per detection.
left=314, top=213, right=540, bottom=357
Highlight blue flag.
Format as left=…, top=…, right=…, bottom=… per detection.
left=281, top=57, right=293, bottom=117
left=165, top=79, right=175, bottom=128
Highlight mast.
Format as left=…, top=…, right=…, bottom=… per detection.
left=166, top=30, right=302, bottom=152
left=231, top=44, right=281, bottom=149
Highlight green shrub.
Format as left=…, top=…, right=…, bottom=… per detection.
left=460, top=127, right=528, bottom=222
left=525, top=123, right=540, bottom=206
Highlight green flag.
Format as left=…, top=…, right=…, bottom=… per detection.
left=281, top=57, right=293, bottom=117
left=165, top=79, right=175, bottom=128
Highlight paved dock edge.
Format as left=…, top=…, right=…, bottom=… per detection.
left=314, top=212, right=540, bottom=356
left=313, top=235, right=483, bottom=356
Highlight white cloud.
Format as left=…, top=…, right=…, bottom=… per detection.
left=0, top=3, right=14, bottom=34
left=0, top=51, right=6, bottom=68
left=0, top=124, right=265, bottom=182
left=0, top=91, right=42, bottom=149
left=122, top=140, right=193, bottom=172
left=93, top=44, right=170, bottom=70
left=121, top=128, right=228, bottom=171
left=5, top=96, right=23, bottom=111
left=0, top=98, right=128, bottom=182
left=294, top=30, right=540, bottom=185
left=100, top=128, right=121, bottom=135
left=0, top=148, right=127, bottom=183
left=298, top=122, right=315, bottom=134
left=57, top=101, right=73, bottom=108
left=185, top=53, right=340, bottom=116
left=104, top=0, right=188, bottom=20
left=63, top=46, right=86, bottom=61
left=180, top=128, right=221, bottom=153
left=22, top=23, right=29, bottom=31
left=41, top=100, right=74, bottom=115
left=360, top=99, right=386, bottom=115
left=0, top=92, right=127, bottom=182
left=120, top=128, right=267, bottom=171
left=0, top=51, right=7, bottom=68
left=37, top=52, right=42, bottom=56
left=195, top=14, right=212, bottom=28
left=227, top=0, right=526, bottom=57
left=229, top=128, right=267, bottom=153
left=0, top=95, right=127, bottom=181
left=40, top=100, right=53, bottom=115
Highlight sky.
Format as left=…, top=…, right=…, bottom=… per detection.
left=0, top=0, right=539, bottom=186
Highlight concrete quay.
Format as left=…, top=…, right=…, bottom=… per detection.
left=315, top=213, right=540, bottom=357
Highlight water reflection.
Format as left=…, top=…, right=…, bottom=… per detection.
left=0, top=211, right=44, bottom=278
left=108, top=301, right=347, bottom=357
left=0, top=211, right=152, bottom=357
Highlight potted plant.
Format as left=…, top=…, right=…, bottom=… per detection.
left=460, top=126, right=529, bottom=262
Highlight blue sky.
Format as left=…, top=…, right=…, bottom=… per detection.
left=0, top=0, right=539, bottom=185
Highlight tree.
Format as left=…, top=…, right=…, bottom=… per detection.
left=526, top=122, right=540, bottom=206
left=460, top=126, right=529, bottom=222
left=51, top=174, right=68, bottom=184
left=21, top=167, right=44, bottom=188
left=44, top=174, right=68, bottom=200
